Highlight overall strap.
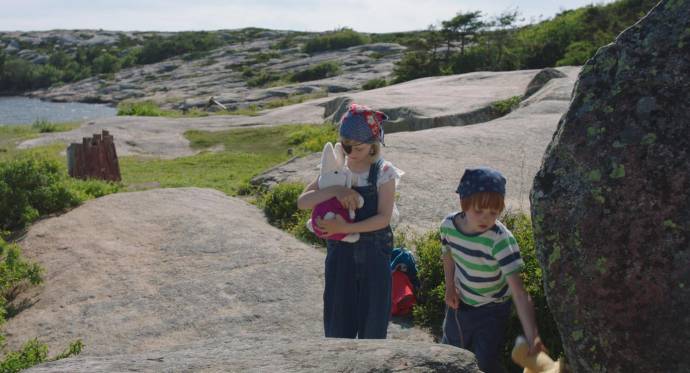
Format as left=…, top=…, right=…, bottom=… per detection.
left=367, top=159, right=383, bottom=186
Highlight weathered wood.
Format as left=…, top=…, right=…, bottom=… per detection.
left=67, top=130, right=121, bottom=181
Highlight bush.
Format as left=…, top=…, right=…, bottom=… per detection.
left=362, top=78, right=388, bottom=90
left=0, top=337, right=83, bottom=372
left=92, top=52, right=121, bottom=74
left=66, top=178, right=120, bottom=200
left=258, top=182, right=327, bottom=247
left=0, top=157, right=81, bottom=232
left=491, top=96, right=521, bottom=117
left=258, top=183, right=305, bottom=230
left=245, top=70, right=281, bottom=88
left=410, top=230, right=446, bottom=337
left=289, top=61, right=341, bottom=83
left=302, top=28, right=370, bottom=54
left=0, top=238, right=43, bottom=320
left=31, top=119, right=58, bottom=133
left=117, top=100, right=166, bottom=116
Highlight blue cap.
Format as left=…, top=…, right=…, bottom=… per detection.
left=339, top=103, right=388, bottom=144
left=456, top=167, right=506, bottom=198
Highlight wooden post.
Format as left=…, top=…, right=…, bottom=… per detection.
left=67, top=130, right=121, bottom=181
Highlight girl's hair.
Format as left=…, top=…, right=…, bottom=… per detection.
left=340, top=137, right=381, bottom=163
left=460, top=191, right=505, bottom=212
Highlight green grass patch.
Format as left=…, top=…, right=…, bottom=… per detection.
left=117, top=100, right=175, bottom=116
left=0, top=123, right=79, bottom=162
left=121, top=123, right=337, bottom=196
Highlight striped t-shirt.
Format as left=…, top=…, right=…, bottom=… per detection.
left=440, top=212, right=524, bottom=307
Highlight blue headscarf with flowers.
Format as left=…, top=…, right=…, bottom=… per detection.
left=339, top=103, right=388, bottom=145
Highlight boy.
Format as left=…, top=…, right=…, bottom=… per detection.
left=440, top=167, right=545, bottom=373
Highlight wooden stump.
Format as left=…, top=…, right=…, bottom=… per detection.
left=67, top=130, right=121, bottom=181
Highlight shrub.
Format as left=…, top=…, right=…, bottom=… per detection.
left=362, top=78, right=388, bottom=90
left=0, top=238, right=43, bottom=319
left=246, top=70, right=281, bottom=88
left=0, top=157, right=81, bottom=232
left=491, top=96, right=521, bottom=117
left=302, top=28, right=370, bottom=54
left=410, top=230, right=446, bottom=337
left=258, top=182, right=305, bottom=230
left=31, top=119, right=58, bottom=133
left=0, top=337, right=83, bottom=372
left=92, top=52, right=121, bottom=74
left=117, top=100, right=166, bottom=116
left=66, top=178, right=120, bottom=200
left=258, top=182, right=327, bottom=247
left=289, top=61, right=341, bottom=83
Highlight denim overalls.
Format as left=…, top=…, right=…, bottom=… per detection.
left=323, top=160, right=393, bottom=339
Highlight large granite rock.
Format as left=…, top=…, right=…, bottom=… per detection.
left=530, top=1, right=690, bottom=372
left=255, top=67, right=581, bottom=232
left=6, top=188, right=475, bottom=372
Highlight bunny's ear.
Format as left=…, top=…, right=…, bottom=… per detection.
left=320, top=142, right=337, bottom=173
left=333, top=142, right=345, bottom=167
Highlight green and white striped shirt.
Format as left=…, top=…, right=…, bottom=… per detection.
left=440, top=212, right=524, bottom=307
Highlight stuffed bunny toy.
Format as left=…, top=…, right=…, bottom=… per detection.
left=307, top=142, right=364, bottom=243
left=511, top=336, right=565, bottom=373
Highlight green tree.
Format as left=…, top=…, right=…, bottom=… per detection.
left=441, top=11, right=484, bottom=60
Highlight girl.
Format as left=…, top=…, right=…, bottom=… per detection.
left=297, top=103, right=403, bottom=339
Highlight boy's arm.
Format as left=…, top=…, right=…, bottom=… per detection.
left=443, top=251, right=460, bottom=309
left=506, top=273, right=545, bottom=355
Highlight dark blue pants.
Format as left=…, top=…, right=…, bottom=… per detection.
left=323, top=227, right=393, bottom=339
left=442, top=300, right=512, bottom=373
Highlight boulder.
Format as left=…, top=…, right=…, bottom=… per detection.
left=531, top=1, right=690, bottom=372
left=254, top=67, right=581, bottom=231
left=6, top=188, right=465, bottom=371
left=25, top=337, right=479, bottom=373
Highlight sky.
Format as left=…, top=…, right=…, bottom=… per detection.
left=0, top=0, right=616, bottom=33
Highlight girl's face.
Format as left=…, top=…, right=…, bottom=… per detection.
left=341, top=141, right=372, bottom=162
left=463, top=205, right=500, bottom=234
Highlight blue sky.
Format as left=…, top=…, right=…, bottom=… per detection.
left=0, top=0, right=615, bottom=33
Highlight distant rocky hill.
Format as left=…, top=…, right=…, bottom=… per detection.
left=0, top=29, right=404, bottom=110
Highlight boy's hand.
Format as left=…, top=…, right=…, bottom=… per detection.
left=528, top=335, right=548, bottom=356
left=445, top=285, right=460, bottom=309
left=316, top=215, right=348, bottom=235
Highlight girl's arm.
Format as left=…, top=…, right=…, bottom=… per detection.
left=297, top=177, right=363, bottom=210
left=506, top=273, right=546, bottom=355
left=316, top=178, right=395, bottom=234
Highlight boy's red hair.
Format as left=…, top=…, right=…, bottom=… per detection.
left=461, top=191, right=505, bottom=212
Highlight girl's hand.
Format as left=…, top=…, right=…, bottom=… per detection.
left=316, top=215, right=348, bottom=235
left=445, top=285, right=460, bottom=309
left=334, top=187, right=362, bottom=211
